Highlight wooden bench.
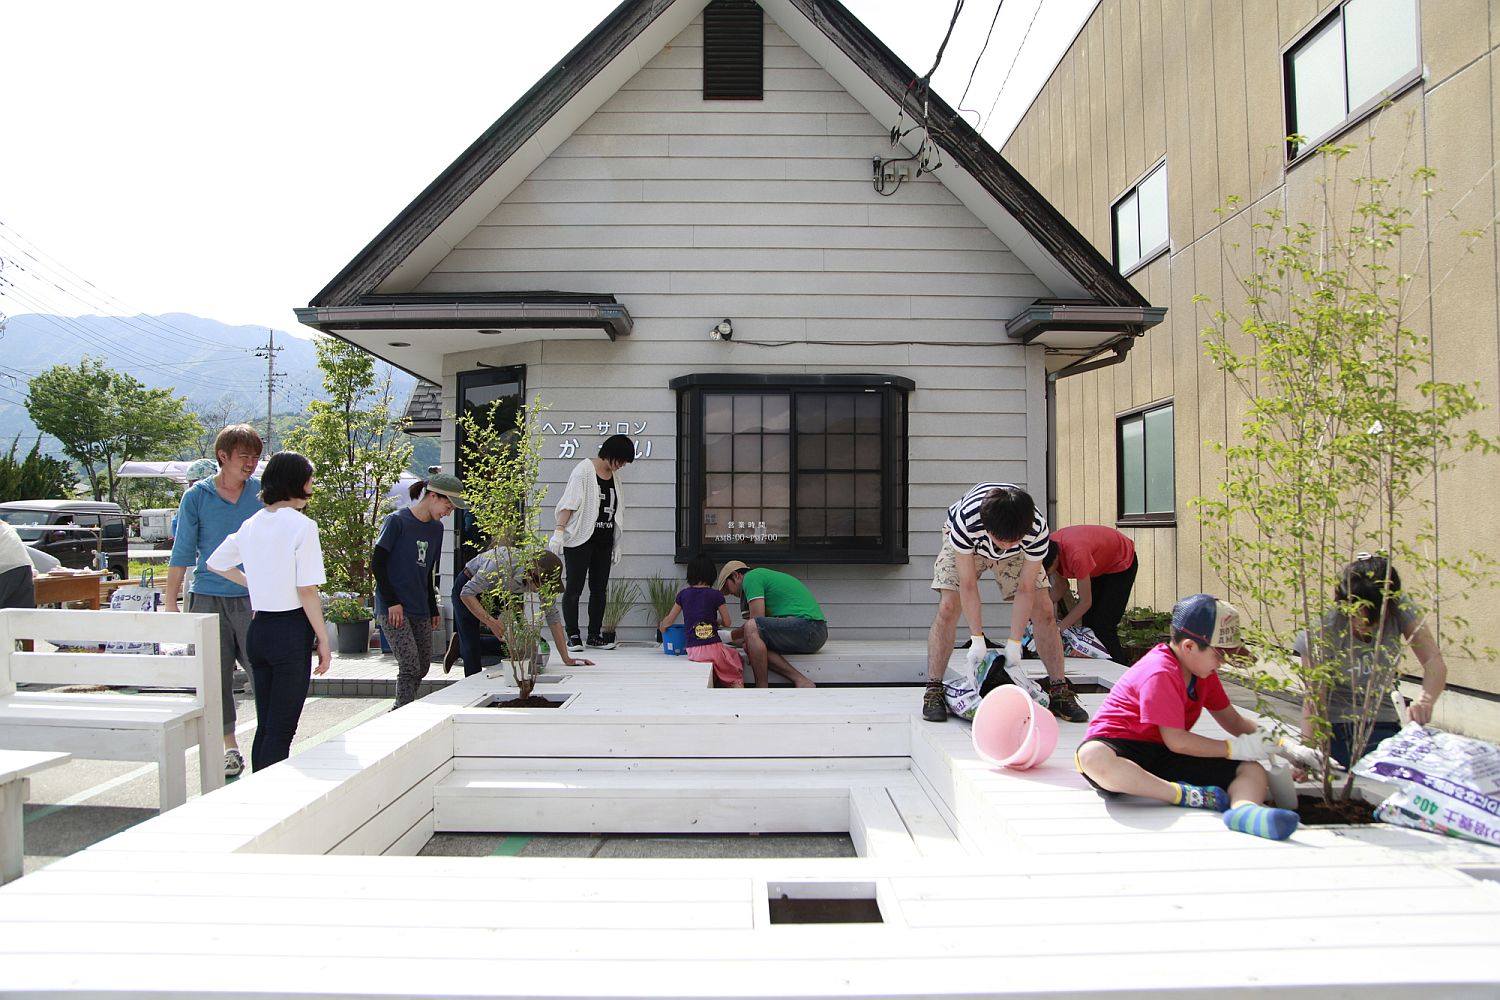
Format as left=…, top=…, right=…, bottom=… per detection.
left=0, top=608, right=224, bottom=812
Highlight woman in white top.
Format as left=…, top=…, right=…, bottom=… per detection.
left=547, top=433, right=634, bottom=651
left=207, top=451, right=330, bottom=773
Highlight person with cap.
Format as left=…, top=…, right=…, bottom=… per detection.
left=714, top=561, right=822, bottom=688
left=547, top=434, right=635, bottom=652
left=922, top=483, right=1088, bottom=724
left=166, top=423, right=263, bottom=778
left=1043, top=524, right=1138, bottom=663
left=374, top=472, right=466, bottom=708
left=1074, top=594, right=1300, bottom=841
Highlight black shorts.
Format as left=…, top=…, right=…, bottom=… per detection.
left=1078, top=736, right=1242, bottom=796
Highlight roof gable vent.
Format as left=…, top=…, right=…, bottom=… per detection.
left=703, top=0, right=763, bottom=100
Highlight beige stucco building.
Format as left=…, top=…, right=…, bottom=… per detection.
left=1004, top=0, right=1500, bottom=737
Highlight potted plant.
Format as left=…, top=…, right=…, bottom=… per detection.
left=458, top=396, right=558, bottom=705
left=643, top=573, right=677, bottom=643
left=286, top=339, right=412, bottom=627
left=1196, top=139, right=1498, bottom=808
left=324, top=596, right=374, bottom=655
left=600, top=578, right=640, bottom=647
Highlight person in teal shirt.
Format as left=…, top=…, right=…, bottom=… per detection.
left=713, top=561, right=824, bottom=688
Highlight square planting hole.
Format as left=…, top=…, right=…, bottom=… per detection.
left=767, top=881, right=882, bottom=924
left=472, top=692, right=577, bottom=709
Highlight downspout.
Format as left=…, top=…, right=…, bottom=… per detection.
left=1043, top=343, right=1134, bottom=530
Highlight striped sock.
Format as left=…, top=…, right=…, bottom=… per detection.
left=1169, top=782, right=1229, bottom=812
left=1223, top=801, right=1299, bottom=840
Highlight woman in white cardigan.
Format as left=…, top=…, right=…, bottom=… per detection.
left=547, top=434, right=634, bottom=651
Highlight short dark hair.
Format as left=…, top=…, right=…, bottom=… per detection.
left=260, top=451, right=313, bottom=504
left=526, top=551, right=564, bottom=589
left=686, top=554, right=717, bottom=587
left=1336, top=555, right=1403, bottom=627
left=214, top=423, right=264, bottom=464
left=978, top=485, right=1035, bottom=541
left=1043, top=539, right=1059, bottom=572
left=598, top=434, right=636, bottom=463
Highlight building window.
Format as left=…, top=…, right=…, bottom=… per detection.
left=1117, top=401, right=1174, bottom=524
left=1284, top=0, right=1420, bottom=159
left=671, top=374, right=912, bottom=563
left=703, top=0, right=763, bottom=100
left=454, top=364, right=525, bottom=572
left=1112, top=161, right=1168, bottom=273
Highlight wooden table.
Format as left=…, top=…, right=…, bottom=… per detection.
left=31, top=572, right=108, bottom=610
left=0, top=750, right=70, bottom=883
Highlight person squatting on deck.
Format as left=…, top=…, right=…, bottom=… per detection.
left=166, top=423, right=264, bottom=778
left=922, top=483, right=1089, bottom=724
left=549, top=434, right=635, bottom=653
left=207, top=451, right=331, bottom=773
left=1044, top=524, right=1138, bottom=663
left=457, top=547, right=594, bottom=673
left=374, top=473, right=466, bottom=708
left=1074, top=594, right=1300, bottom=841
left=715, top=561, right=823, bottom=688
left=660, top=554, right=744, bottom=688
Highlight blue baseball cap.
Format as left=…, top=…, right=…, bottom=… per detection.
left=1171, top=594, right=1244, bottom=649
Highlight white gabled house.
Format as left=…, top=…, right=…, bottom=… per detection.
left=297, top=0, right=1162, bottom=641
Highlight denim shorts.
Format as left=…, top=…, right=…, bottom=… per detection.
left=754, top=616, right=827, bottom=654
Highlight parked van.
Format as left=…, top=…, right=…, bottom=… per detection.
left=0, top=500, right=130, bottom=578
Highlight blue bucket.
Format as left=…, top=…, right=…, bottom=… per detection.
left=662, top=623, right=688, bottom=655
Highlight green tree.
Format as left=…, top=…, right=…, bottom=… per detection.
left=286, top=339, right=411, bottom=600
left=1195, top=138, right=1498, bottom=802
left=0, top=435, right=76, bottom=503
left=457, top=396, right=554, bottom=699
left=25, top=356, right=201, bottom=501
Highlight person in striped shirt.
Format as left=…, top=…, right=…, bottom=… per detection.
left=922, top=483, right=1089, bottom=724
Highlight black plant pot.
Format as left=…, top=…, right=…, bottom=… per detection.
left=334, top=619, right=372, bottom=655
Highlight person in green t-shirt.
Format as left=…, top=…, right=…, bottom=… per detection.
left=713, top=560, right=825, bottom=688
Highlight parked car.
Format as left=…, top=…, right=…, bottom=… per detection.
left=0, top=500, right=130, bottom=578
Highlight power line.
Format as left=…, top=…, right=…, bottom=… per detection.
left=957, top=0, right=1007, bottom=111
left=981, top=0, right=1043, bottom=134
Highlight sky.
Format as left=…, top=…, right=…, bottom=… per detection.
left=1, top=0, right=1096, bottom=342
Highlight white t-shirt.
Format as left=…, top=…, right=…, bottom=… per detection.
left=207, top=507, right=326, bottom=612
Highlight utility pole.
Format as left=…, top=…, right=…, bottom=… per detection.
left=253, top=328, right=285, bottom=452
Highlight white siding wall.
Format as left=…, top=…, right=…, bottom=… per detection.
left=432, top=13, right=1052, bottom=641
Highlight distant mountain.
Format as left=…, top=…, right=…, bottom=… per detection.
left=0, top=314, right=416, bottom=457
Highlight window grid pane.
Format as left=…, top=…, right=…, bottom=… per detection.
left=1143, top=405, right=1175, bottom=514
left=1120, top=416, right=1146, bottom=516
left=1136, top=164, right=1168, bottom=257
left=795, top=391, right=883, bottom=547
left=1288, top=17, right=1347, bottom=149
left=1343, top=0, right=1418, bottom=111
left=1114, top=191, right=1141, bottom=270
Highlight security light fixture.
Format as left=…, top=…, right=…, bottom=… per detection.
left=710, top=318, right=733, bottom=341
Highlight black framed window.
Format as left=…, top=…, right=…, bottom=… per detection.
left=1117, top=401, right=1174, bottom=525
left=454, top=364, right=525, bottom=573
left=671, top=374, right=912, bottom=563
left=1284, top=0, right=1420, bottom=160
left=1112, top=160, right=1168, bottom=273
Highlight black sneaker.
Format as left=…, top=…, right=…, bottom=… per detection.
left=921, top=682, right=948, bottom=722
left=566, top=635, right=584, bottom=652
left=1047, top=678, right=1089, bottom=723
left=587, top=636, right=617, bottom=650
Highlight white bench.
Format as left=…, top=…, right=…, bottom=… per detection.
left=0, top=748, right=70, bottom=882
left=0, top=609, right=225, bottom=811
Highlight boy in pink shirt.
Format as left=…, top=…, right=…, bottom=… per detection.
left=1076, top=594, right=1299, bottom=840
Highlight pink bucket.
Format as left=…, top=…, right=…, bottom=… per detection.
left=971, top=685, right=1059, bottom=769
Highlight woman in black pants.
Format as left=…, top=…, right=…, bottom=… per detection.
left=547, top=434, right=634, bottom=651
left=207, top=452, right=330, bottom=772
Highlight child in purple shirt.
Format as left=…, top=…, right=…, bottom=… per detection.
left=660, top=555, right=744, bottom=688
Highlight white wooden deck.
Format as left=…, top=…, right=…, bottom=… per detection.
left=1, top=648, right=1497, bottom=998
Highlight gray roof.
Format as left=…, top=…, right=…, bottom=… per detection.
left=402, top=381, right=442, bottom=436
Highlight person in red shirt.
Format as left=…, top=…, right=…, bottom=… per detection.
left=1044, top=525, right=1137, bottom=662
left=1075, top=594, right=1300, bottom=841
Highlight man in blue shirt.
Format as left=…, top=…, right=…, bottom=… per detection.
left=167, top=424, right=263, bottom=777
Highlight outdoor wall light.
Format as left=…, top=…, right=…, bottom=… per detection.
left=710, top=318, right=733, bottom=341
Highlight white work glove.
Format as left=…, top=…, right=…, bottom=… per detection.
left=1002, top=638, right=1022, bottom=671
left=1225, top=727, right=1277, bottom=761
left=964, top=635, right=988, bottom=675
left=546, top=529, right=565, bottom=557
